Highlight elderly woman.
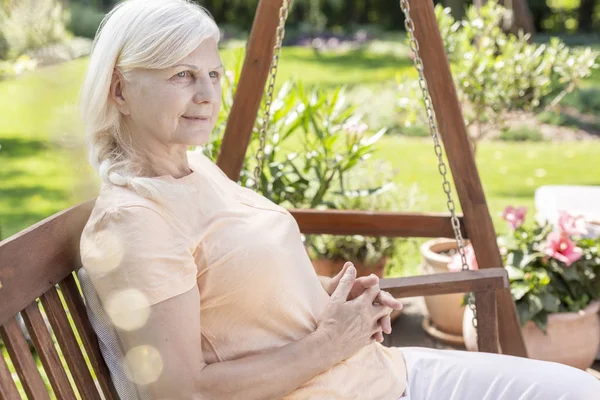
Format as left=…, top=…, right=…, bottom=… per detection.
left=78, top=0, right=600, bottom=399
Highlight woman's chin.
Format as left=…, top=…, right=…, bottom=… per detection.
left=181, top=130, right=212, bottom=147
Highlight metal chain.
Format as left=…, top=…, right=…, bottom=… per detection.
left=399, top=0, right=478, bottom=331
left=253, top=0, right=292, bottom=191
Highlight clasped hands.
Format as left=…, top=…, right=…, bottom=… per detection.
left=324, top=262, right=403, bottom=343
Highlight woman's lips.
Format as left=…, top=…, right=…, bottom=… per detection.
left=182, top=115, right=209, bottom=122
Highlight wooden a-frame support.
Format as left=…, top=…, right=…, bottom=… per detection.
left=216, top=0, right=527, bottom=358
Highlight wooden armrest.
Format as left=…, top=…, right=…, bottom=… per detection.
left=379, top=269, right=508, bottom=299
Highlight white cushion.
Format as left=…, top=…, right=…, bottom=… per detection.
left=77, top=268, right=152, bottom=400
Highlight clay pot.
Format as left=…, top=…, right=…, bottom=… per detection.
left=420, top=238, right=465, bottom=337
left=463, top=301, right=600, bottom=370
left=311, top=257, right=387, bottom=279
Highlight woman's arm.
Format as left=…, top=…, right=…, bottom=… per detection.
left=117, top=285, right=340, bottom=400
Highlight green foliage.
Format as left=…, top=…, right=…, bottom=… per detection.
left=67, top=4, right=106, bottom=39
left=203, top=51, right=387, bottom=210
left=396, top=1, right=598, bottom=146
left=498, top=126, right=545, bottom=142
left=305, top=160, right=422, bottom=269
left=499, top=213, right=600, bottom=332
left=0, top=0, right=70, bottom=60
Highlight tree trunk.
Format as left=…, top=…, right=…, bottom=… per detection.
left=578, top=0, right=597, bottom=32
left=480, top=0, right=536, bottom=38
left=444, top=0, right=466, bottom=20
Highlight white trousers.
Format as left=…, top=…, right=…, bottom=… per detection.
left=397, top=347, right=600, bottom=400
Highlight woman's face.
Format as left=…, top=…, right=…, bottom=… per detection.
left=115, top=38, right=223, bottom=149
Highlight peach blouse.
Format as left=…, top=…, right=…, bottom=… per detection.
left=80, top=150, right=407, bottom=399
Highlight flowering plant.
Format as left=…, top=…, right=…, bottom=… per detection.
left=498, top=206, right=600, bottom=332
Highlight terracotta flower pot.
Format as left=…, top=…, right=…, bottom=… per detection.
left=419, top=238, right=466, bottom=338
left=463, top=300, right=600, bottom=370
left=311, top=257, right=387, bottom=279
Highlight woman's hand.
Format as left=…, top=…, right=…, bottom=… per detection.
left=325, top=262, right=403, bottom=342
left=316, top=264, right=395, bottom=362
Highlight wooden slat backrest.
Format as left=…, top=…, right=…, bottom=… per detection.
left=0, top=318, right=50, bottom=399
left=0, top=349, right=21, bottom=399
left=0, top=199, right=119, bottom=399
left=60, top=273, right=118, bottom=398
left=0, top=200, right=95, bottom=326
left=40, top=287, right=103, bottom=400
left=21, top=301, right=77, bottom=399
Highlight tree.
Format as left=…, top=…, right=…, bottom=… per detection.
left=578, top=0, right=598, bottom=32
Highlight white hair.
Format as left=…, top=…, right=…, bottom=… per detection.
left=79, top=0, right=220, bottom=198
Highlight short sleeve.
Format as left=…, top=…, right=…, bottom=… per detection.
left=80, top=205, right=198, bottom=315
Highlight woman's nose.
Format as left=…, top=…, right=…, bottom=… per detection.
left=192, top=75, right=217, bottom=104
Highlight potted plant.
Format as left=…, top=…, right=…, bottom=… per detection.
left=419, top=237, right=478, bottom=344
left=463, top=207, right=600, bottom=370
left=304, top=160, right=420, bottom=279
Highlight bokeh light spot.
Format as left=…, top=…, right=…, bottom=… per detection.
left=124, top=345, right=163, bottom=385
left=105, top=289, right=150, bottom=331
left=81, top=230, right=124, bottom=275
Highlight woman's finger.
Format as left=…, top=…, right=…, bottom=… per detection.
left=380, top=314, right=392, bottom=335
left=349, top=275, right=379, bottom=300
left=371, top=323, right=384, bottom=343
left=378, top=290, right=403, bottom=310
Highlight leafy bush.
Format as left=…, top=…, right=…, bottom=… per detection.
left=305, top=160, right=422, bottom=269
left=67, top=4, right=106, bottom=39
left=396, top=0, right=598, bottom=149
left=498, top=126, right=545, bottom=142
left=0, top=0, right=70, bottom=60
left=203, top=51, right=386, bottom=210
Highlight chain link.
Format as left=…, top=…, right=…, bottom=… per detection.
left=253, top=0, right=292, bottom=191
left=399, top=0, right=478, bottom=330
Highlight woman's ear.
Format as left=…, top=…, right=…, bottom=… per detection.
left=110, top=69, right=131, bottom=115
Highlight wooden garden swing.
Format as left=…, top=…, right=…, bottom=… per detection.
left=0, top=0, right=526, bottom=398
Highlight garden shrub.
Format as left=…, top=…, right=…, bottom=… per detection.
left=67, top=4, right=106, bottom=40
left=0, top=0, right=70, bottom=60
left=396, top=0, right=598, bottom=148
left=498, top=126, right=545, bottom=142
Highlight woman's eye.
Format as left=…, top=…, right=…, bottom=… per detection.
left=176, top=71, right=190, bottom=78
left=209, top=71, right=219, bottom=79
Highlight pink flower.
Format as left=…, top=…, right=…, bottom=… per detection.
left=448, top=244, right=479, bottom=272
left=557, top=210, right=588, bottom=236
left=544, top=231, right=583, bottom=267
left=502, top=206, right=527, bottom=229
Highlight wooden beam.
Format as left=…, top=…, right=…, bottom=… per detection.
left=475, top=290, right=500, bottom=353
left=216, top=0, right=285, bottom=180
left=290, top=209, right=467, bottom=238
left=380, top=269, right=508, bottom=299
left=410, top=0, right=527, bottom=357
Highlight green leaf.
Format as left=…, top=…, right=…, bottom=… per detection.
left=505, top=265, right=524, bottom=280
left=510, top=281, right=530, bottom=300
left=520, top=252, right=542, bottom=268
left=528, top=293, right=544, bottom=315
left=540, top=292, right=560, bottom=313
left=506, top=250, right=523, bottom=268
left=532, top=313, right=549, bottom=334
